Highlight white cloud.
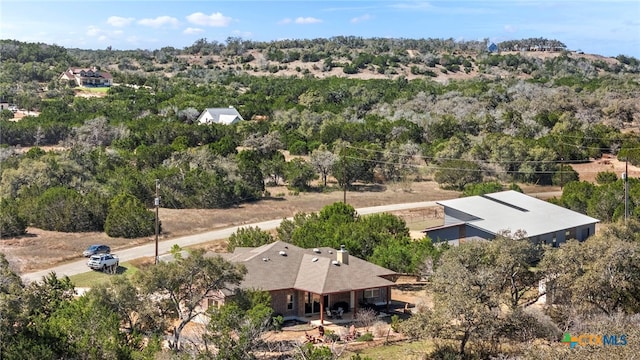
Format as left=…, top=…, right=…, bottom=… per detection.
left=86, top=25, right=125, bottom=43
left=232, top=30, right=253, bottom=38
left=86, top=25, right=102, bottom=37
left=126, top=36, right=141, bottom=45
left=186, top=12, right=232, bottom=27
left=107, top=16, right=134, bottom=27
left=138, top=16, right=179, bottom=28
left=391, top=2, right=434, bottom=11
left=294, top=17, right=322, bottom=24
left=183, top=27, right=204, bottom=35
left=351, top=14, right=373, bottom=23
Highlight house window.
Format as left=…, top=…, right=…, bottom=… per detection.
left=363, top=288, right=380, bottom=299
left=287, top=294, right=294, bottom=310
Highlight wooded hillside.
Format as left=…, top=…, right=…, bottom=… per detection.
left=2, top=37, right=640, bottom=360
left=0, top=36, right=639, bottom=239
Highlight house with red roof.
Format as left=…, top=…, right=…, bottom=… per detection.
left=59, top=67, right=113, bottom=87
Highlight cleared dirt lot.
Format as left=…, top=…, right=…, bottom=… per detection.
left=570, top=154, right=640, bottom=182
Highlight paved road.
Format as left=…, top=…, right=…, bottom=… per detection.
left=20, top=191, right=561, bottom=283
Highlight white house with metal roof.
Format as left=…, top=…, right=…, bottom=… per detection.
left=424, top=190, right=599, bottom=246
left=197, top=106, right=244, bottom=125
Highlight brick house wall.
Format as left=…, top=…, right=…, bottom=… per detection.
left=270, top=289, right=298, bottom=318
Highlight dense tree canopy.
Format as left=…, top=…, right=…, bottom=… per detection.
left=2, top=37, right=639, bottom=238
left=2, top=36, right=640, bottom=359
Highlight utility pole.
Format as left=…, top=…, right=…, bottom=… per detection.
left=623, top=158, right=629, bottom=223
left=154, top=179, right=160, bottom=264
left=343, top=182, right=347, bottom=204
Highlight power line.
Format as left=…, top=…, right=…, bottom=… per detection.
left=556, top=141, right=640, bottom=152
left=342, top=155, right=605, bottom=175
left=343, top=144, right=592, bottom=165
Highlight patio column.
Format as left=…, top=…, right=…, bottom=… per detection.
left=386, top=286, right=390, bottom=312
left=320, top=296, right=325, bottom=325
left=353, top=290, right=358, bottom=319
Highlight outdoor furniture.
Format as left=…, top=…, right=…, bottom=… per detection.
left=336, top=307, right=344, bottom=319
left=333, top=301, right=349, bottom=313
left=404, top=302, right=414, bottom=314
left=326, top=308, right=334, bottom=318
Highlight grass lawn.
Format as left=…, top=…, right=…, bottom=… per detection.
left=69, top=262, right=140, bottom=287
left=406, top=218, right=442, bottom=232
left=77, top=86, right=110, bottom=93
left=343, top=339, right=436, bottom=359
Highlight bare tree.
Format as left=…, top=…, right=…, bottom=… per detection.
left=242, top=131, right=282, bottom=154
left=310, top=146, right=337, bottom=187
left=355, top=308, right=377, bottom=333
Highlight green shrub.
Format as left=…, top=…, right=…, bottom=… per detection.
left=104, top=193, right=156, bottom=238
left=390, top=314, right=401, bottom=333
left=356, top=332, right=374, bottom=342
left=288, top=140, right=309, bottom=155
left=324, top=329, right=340, bottom=342
left=271, top=315, right=284, bottom=332
left=30, top=187, right=105, bottom=232
left=0, top=198, right=27, bottom=237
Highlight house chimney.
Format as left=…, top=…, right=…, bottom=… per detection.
left=337, top=245, right=349, bottom=265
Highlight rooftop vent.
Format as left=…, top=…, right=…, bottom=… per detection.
left=331, top=260, right=340, bottom=266
left=279, top=251, right=287, bottom=256
left=313, top=248, right=321, bottom=253
left=262, top=257, right=270, bottom=262
left=337, top=245, right=349, bottom=265
left=312, top=257, right=318, bottom=262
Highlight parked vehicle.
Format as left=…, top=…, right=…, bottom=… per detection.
left=87, top=254, right=119, bottom=271
left=83, top=244, right=110, bottom=257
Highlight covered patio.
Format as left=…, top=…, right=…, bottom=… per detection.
left=296, top=285, right=393, bottom=326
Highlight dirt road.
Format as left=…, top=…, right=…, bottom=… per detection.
left=20, top=201, right=443, bottom=282
left=20, top=192, right=561, bottom=283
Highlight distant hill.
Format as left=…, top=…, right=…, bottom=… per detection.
left=1, top=37, right=638, bottom=88
left=171, top=48, right=627, bottom=83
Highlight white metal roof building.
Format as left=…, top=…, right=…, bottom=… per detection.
left=197, top=106, right=244, bottom=125
left=424, top=190, right=599, bottom=246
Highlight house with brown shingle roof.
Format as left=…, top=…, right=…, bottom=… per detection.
left=218, top=241, right=397, bottom=324
left=59, top=67, right=113, bottom=87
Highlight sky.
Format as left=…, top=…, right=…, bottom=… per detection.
left=1, top=1, right=639, bottom=58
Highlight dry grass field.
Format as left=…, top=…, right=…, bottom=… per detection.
left=3, top=155, right=636, bottom=275
left=2, top=181, right=458, bottom=274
